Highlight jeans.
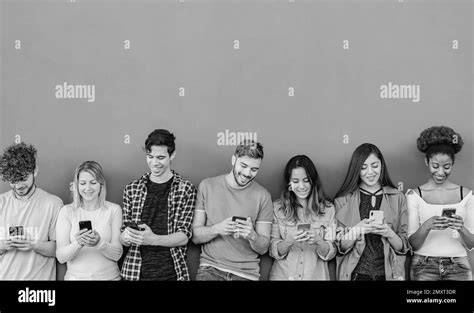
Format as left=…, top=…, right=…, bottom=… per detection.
left=410, top=254, right=472, bottom=281
left=351, top=272, right=386, bottom=281
left=195, top=266, right=251, bottom=281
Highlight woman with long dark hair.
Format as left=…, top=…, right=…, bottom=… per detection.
left=334, top=143, right=409, bottom=281
left=269, top=155, right=336, bottom=280
left=407, top=126, right=474, bottom=280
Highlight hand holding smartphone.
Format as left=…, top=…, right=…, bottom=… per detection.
left=232, top=216, right=247, bottom=238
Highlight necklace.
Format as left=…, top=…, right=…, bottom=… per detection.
left=359, top=187, right=383, bottom=208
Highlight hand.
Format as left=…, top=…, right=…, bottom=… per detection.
left=284, top=229, right=308, bottom=245
left=213, top=217, right=237, bottom=236
left=75, top=229, right=94, bottom=247
left=123, top=226, right=144, bottom=246
left=234, top=217, right=257, bottom=241
left=448, top=215, right=464, bottom=231
left=369, top=223, right=396, bottom=239
left=137, top=224, right=156, bottom=245
left=305, top=228, right=325, bottom=245
left=0, top=239, right=13, bottom=254
left=85, top=230, right=101, bottom=247
left=10, top=235, right=37, bottom=251
left=422, top=216, right=450, bottom=231
left=351, top=218, right=377, bottom=238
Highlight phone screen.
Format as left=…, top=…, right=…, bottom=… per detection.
left=232, top=216, right=247, bottom=222
left=9, top=226, right=24, bottom=236
left=297, top=223, right=311, bottom=231
left=79, top=220, right=92, bottom=231
left=369, top=210, right=384, bottom=224
left=442, top=208, right=456, bottom=218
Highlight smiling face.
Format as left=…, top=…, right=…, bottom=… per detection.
left=426, top=153, right=453, bottom=185
left=231, top=155, right=261, bottom=187
left=78, top=171, right=101, bottom=203
left=289, top=167, right=312, bottom=201
left=146, top=145, right=175, bottom=179
left=359, top=153, right=382, bottom=189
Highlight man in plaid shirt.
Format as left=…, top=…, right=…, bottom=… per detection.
left=119, top=129, right=197, bottom=281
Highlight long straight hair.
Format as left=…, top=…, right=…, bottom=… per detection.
left=71, top=161, right=107, bottom=209
left=278, top=155, right=330, bottom=222
left=335, top=143, right=396, bottom=199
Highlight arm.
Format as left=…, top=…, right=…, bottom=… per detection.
left=159, top=183, right=197, bottom=247
left=338, top=221, right=367, bottom=253
left=249, top=222, right=271, bottom=255
left=191, top=181, right=235, bottom=244
left=315, top=207, right=337, bottom=261
left=406, top=189, right=425, bottom=251
left=97, top=205, right=123, bottom=261
left=407, top=190, right=449, bottom=251
left=333, top=197, right=359, bottom=254
left=131, top=183, right=198, bottom=247
left=192, top=211, right=217, bottom=244
left=454, top=194, right=474, bottom=250
left=458, top=226, right=474, bottom=249
left=131, top=223, right=188, bottom=247
left=119, top=188, right=132, bottom=247
left=388, top=193, right=409, bottom=253
left=236, top=218, right=271, bottom=255
left=55, top=207, right=82, bottom=263
left=32, top=241, right=57, bottom=258
left=242, top=191, right=273, bottom=255
left=12, top=199, right=62, bottom=258
left=269, top=211, right=291, bottom=259
left=32, top=197, right=63, bottom=258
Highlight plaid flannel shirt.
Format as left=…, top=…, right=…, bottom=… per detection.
left=120, top=170, right=197, bottom=281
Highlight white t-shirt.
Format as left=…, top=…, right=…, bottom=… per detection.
left=407, top=189, right=474, bottom=257
left=0, top=188, right=63, bottom=280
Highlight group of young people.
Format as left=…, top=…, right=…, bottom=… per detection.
left=0, top=125, right=472, bottom=281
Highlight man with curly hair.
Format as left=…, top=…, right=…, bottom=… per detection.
left=0, top=142, right=63, bottom=280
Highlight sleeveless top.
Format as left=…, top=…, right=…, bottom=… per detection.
left=406, top=187, right=474, bottom=257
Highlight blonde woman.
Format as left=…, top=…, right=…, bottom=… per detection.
left=56, top=161, right=122, bottom=280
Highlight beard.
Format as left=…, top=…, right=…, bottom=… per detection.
left=232, top=164, right=254, bottom=187
left=13, top=177, right=35, bottom=198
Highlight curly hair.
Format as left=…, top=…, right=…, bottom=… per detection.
left=0, top=143, right=37, bottom=183
left=416, top=126, right=463, bottom=161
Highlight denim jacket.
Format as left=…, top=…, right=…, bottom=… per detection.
left=269, top=199, right=337, bottom=280
left=334, top=186, right=409, bottom=281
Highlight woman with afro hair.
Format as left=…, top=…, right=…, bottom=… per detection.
left=407, top=126, right=474, bottom=280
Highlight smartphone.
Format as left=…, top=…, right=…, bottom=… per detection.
left=232, top=216, right=247, bottom=222
left=9, top=226, right=24, bottom=237
left=297, top=223, right=311, bottom=231
left=125, top=221, right=144, bottom=231
left=369, top=210, right=384, bottom=224
left=79, top=220, right=92, bottom=231
left=441, top=208, right=456, bottom=218
left=232, top=216, right=247, bottom=238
